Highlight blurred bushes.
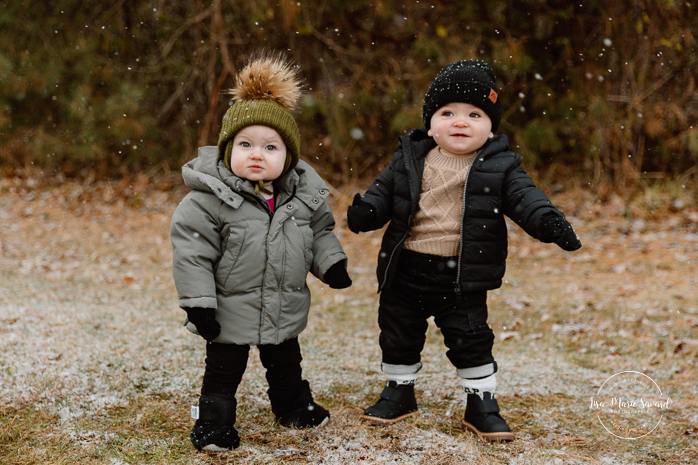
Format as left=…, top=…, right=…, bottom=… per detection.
left=0, top=0, right=696, bottom=188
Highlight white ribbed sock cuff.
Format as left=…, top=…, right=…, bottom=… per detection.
left=456, top=363, right=496, bottom=379
left=460, top=374, right=496, bottom=400
left=382, top=362, right=422, bottom=385
left=386, top=373, right=418, bottom=385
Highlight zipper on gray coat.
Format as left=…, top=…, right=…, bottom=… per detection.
left=246, top=193, right=274, bottom=220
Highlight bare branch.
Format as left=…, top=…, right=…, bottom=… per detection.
left=160, top=5, right=214, bottom=60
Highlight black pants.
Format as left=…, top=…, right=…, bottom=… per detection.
left=201, top=337, right=303, bottom=399
left=379, top=250, right=496, bottom=371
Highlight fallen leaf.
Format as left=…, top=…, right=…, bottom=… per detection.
left=499, top=331, right=521, bottom=341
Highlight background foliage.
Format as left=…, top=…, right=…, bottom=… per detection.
left=1, top=0, right=696, bottom=187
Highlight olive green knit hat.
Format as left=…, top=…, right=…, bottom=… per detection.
left=218, top=52, right=302, bottom=179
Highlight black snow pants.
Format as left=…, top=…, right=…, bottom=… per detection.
left=201, top=337, right=303, bottom=399
left=378, top=249, right=497, bottom=372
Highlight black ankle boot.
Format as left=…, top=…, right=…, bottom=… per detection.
left=267, top=380, right=330, bottom=428
left=462, top=392, right=515, bottom=442
left=362, top=381, right=419, bottom=425
left=190, top=395, right=240, bottom=451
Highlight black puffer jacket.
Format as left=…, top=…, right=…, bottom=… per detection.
left=360, top=129, right=566, bottom=292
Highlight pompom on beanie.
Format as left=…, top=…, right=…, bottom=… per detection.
left=422, top=59, right=502, bottom=133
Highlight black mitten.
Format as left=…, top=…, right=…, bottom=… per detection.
left=346, top=194, right=375, bottom=234
left=324, top=261, right=352, bottom=289
left=539, top=216, right=581, bottom=251
left=184, top=307, right=221, bottom=341
left=555, top=223, right=582, bottom=251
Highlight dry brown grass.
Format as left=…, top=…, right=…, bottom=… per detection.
left=1, top=176, right=697, bottom=464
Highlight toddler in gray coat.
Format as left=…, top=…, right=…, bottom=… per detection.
left=170, top=53, right=351, bottom=451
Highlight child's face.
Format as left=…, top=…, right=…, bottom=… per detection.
left=229, top=125, right=287, bottom=182
left=428, top=102, right=493, bottom=157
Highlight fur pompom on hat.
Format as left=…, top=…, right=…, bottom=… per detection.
left=422, top=59, right=502, bottom=133
left=218, top=52, right=302, bottom=179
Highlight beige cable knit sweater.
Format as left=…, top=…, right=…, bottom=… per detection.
left=403, top=146, right=475, bottom=257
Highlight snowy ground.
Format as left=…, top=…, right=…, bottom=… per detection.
left=1, top=179, right=697, bottom=464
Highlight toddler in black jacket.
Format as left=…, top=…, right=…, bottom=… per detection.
left=347, top=60, right=581, bottom=442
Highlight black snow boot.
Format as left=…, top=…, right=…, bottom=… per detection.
left=461, top=392, right=515, bottom=442
left=190, top=395, right=240, bottom=451
left=362, top=381, right=419, bottom=425
left=267, top=380, right=330, bottom=428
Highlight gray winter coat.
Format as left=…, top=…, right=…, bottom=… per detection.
left=170, top=146, right=347, bottom=345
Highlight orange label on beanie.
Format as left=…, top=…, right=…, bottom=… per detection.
left=488, top=88, right=498, bottom=103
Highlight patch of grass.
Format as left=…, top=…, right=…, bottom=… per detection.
left=1, top=185, right=697, bottom=463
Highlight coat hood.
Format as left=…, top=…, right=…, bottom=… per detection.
left=180, top=146, right=328, bottom=211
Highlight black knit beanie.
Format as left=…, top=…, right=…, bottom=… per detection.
left=422, top=59, right=502, bottom=132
